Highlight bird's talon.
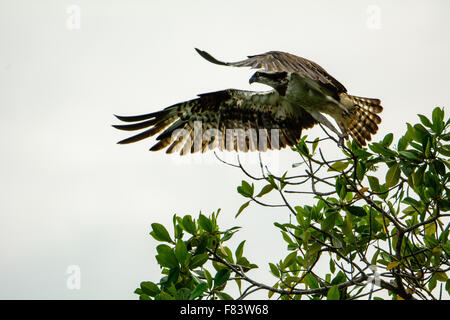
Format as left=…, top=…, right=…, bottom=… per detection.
left=342, top=108, right=350, bottom=116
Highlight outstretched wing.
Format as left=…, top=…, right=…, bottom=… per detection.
left=195, top=48, right=347, bottom=94
left=113, top=89, right=317, bottom=155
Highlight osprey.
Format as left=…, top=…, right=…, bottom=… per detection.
left=113, top=49, right=382, bottom=154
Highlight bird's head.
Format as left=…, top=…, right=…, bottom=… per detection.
left=249, top=71, right=289, bottom=93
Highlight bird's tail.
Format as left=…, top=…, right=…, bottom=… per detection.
left=339, top=93, right=383, bottom=147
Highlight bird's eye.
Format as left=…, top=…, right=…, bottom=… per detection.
left=255, top=72, right=260, bottom=77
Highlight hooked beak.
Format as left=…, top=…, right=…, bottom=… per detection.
left=249, top=74, right=258, bottom=84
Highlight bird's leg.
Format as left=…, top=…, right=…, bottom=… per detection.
left=309, top=110, right=346, bottom=139
left=325, top=96, right=349, bottom=116
left=337, top=122, right=349, bottom=146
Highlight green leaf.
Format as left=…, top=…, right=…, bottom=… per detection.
left=439, top=199, right=450, bottom=212
left=412, top=164, right=426, bottom=188
left=189, top=253, right=209, bottom=269
left=328, top=161, right=349, bottom=172
left=156, top=244, right=178, bottom=269
left=236, top=256, right=258, bottom=270
left=433, top=159, right=445, bottom=176
left=356, top=161, right=366, bottom=181
left=367, top=176, right=381, bottom=193
left=301, top=230, right=311, bottom=244
left=174, top=241, right=188, bottom=265
left=435, top=271, right=448, bottom=282
left=175, top=288, right=191, bottom=300
left=273, top=222, right=287, bottom=232
left=342, top=214, right=353, bottom=237
left=371, top=250, right=380, bottom=266
left=235, top=278, right=242, bottom=294
left=385, top=163, right=400, bottom=188
left=399, top=150, right=421, bottom=162
left=216, top=292, right=234, bottom=300
left=331, top=271, right=346, bottom=285
left=321, top=211, right=338, bottom=231
left=431, top=107, right=444, bottom=134
left=158, top=290, right=175, bottom=300
left=397, top=136, right=409, bottom=151
left=268, top=283, right=278, bottom=298
left=424, top=235, right=439, bottom=248
left=194, top=234, right=208, bottom=255
left=369, top=142, right=397, bottom=157
left=413, top=123, right=431, bottom=145
left=242, top=180, right=253, bottom=194
left=167, top=266, right=180, bottom=285
left=402, top=197, right=421, bottom=207
left=203, top=268, right=213, bottom=289
left=256, top=184, right=274, bottom=198
left=236, top=201, right=250, bottom=218
left=335, top=177, right=347, bottom=200
left=214, top=269, right=231, bottom=288
left=281, top=231, right=294, bottom=245
left=235, top=240, right=245, bottom=260
left=382, top=133, right=394, bottom=147
left=425, top=222, right=436, bottom=236
left=295, top=206, right=310, bottom=228
left=150, top=223, right=172, bottom=243
left=282, top=251, right=297, bottom=268
left=377, top=184, right=389, bottom=200
left=327, top=285, right=340, bottom=300
left=347, top=206, right=367, bottom=217
left=269, top=263, right=280, bottom=278
left=297, top=140, right=310, bottom=156
left=220, top=226, right=241, bottom=242
left=312, top=137, right=320, bottom=153
left=140, top=281, right=160, bottom=297
left=279, top=172, right=288, bottom=190
left=418, top=114, right=432, bottom=128
left=139, top=294, right=151, bottom=300
left=189, top=282, right=207, bottom=300
left=428, top=274, right=437, bottom=291
left=329, top=259, right=336, bottom=274
left=182, top=215, right=197, bottom=235
left=198, top=214, right=213, bottom=233
left=237, top=180, right=254, bottom=197
left=266, top=175, right=278, bottom=190
left=173, top=215, right=183, bottom=240
left=305, top=274, right=319, bottom=289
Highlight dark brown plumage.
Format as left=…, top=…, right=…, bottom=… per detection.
left=195, top=48, right=347, bottom=94
left=113, top=90, right=317, bottom=155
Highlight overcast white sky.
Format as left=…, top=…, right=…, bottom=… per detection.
left=0, top=0, right=449, bottom=299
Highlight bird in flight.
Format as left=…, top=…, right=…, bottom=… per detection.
left=113, top=49, right=382, bottom=155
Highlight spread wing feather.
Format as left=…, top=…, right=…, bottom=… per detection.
left=195, top=48, right=347, bottom=93
left=113, top=89, right=317, bottom=155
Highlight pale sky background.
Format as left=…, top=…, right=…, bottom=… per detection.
left=0, top=0, right=449, bottom=299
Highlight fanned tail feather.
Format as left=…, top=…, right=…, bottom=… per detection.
left=340, top=93, right=383, bottom=147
